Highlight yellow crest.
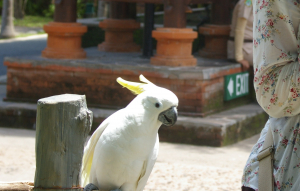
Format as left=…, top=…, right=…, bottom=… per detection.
left=116, top=74, right=154, bottom=95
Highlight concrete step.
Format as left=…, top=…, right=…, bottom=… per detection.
left=0, top=83, right=267, bottom=147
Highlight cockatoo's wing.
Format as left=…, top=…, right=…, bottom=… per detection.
left=81, top=111, right=120, bottom=187
left=136, top=134, right=159, bottom=191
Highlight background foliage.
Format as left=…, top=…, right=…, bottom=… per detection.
left=25, top=0, right=52, bottom=17
left=9, top=0, right=93, bottom=18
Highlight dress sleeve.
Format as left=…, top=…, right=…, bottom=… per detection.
left=253, top=0, right=300, bottom=118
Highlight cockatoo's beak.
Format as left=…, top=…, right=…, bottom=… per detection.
left=158, top=106, right=178, bottom=126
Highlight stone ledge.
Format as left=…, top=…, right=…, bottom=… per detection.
left=0, top=88, right=267, bottom=147
left=161, top=104, right=268, bottom=146
left=4, top=49, right=241, bottom=81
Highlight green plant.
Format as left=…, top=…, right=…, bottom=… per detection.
left=0, top=15, right=53, bottom=28
left=14, top=16, right=53, bottom=27
left=43, top=3, right=55, bottom=18
left=0, top=1, right=2, bottom=15
left=25, top=0, right=52, bottom=16
left=77, top=0, right=86, bottom=18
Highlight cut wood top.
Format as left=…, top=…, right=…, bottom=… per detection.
left=38, top=94, right=86, bottom=104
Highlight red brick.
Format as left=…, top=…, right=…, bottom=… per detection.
left=5, top=60, right=250, bottom=116
left=173, top=85, right=201, bottom=93
left=112, top=69, right=138, bottom=76
left=86, top=68, right=113, bottom=74
left=137, top=71, right=165, bottom=78
left=4, top=61, right=32, bottom=68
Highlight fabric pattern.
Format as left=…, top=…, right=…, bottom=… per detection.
left=242, top=0, right=300, bottom=190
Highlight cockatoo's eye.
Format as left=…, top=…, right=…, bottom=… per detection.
left=155, top=103, right=160, bottom=108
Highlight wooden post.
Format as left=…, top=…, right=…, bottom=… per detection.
left=34, top=94, right=93, bottom=191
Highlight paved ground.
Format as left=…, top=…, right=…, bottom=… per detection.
left=0, top=127, right=260, bottom=191
left=0, top=25, right=46, bottom=75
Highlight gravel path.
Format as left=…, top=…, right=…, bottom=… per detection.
left=0, top=127, right=259, bottom=191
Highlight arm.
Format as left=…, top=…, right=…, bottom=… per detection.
left=253, top=1, right=300, bottom=118
left=235, top=17, right=249, bottom=71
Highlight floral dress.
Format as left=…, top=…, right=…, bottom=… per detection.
left=242, top=0, right=300, bottom=190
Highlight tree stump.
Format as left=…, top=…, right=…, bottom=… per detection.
left=34, top=94, right=92, bottom=191
left=1, top=0, right=16, bottom=38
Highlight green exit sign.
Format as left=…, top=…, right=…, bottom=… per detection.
left=224, top=72, right=249, bottom=101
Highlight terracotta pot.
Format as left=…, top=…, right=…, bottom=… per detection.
left=198, top=24, right=231, bottom=59
left=42, top=22, right=87, bottom=59
left=98, top=19, right=141, bottom=52
left=151, top=28, right=197, bottom=67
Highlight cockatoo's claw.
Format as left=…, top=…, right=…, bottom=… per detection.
left=84, top=183, right=99, bottom=191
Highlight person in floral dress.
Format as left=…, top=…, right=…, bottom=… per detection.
left=242, top=0, right=300, bottom=191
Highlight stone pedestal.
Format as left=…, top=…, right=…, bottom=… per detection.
left=198, top=25, right=230, bottom=59
left=98, top=19, right=141, bottom=52
left=151, top=28, right=197, bottom=67
left=42, top=22, right=87, bottom=59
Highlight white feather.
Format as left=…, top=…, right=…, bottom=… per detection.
left=81, top=80, right=178, bottom=191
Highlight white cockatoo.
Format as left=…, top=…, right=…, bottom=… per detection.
left=81, top=74, right=178, bottom=191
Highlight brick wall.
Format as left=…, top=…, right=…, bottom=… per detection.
left=4, top=58, right=249, bottom=116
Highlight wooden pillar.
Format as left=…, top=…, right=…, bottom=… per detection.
left=54, top=0, right=77, bottom=22
left=163, top=0, right=187, bottom=28
left=42, top=0, right=87, bottom=59
left=198, top=24, right=231, bottom=59
left=211, top=0, right=232, bottom=25
left=110, top=2, right=136, bottom=19
left=142, top=3, right=155, bottom=58
left=98, top=2, right=140, bottom=52
left=150, top=0, right=197, bottom=66
left=34, top=94, right=92, bottom=191
left=198, top=0, right=232, bottom=59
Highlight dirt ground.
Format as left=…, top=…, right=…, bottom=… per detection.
left=0, top=127, right=260, bottom=191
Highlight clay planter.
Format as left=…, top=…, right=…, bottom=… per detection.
left=42, top=22, right=87, bottom=59
left=98, top=19, right=141, bottom=52
left=151, top=28, right=197, bottom=67
left=198, top=24, right=231, bottom=59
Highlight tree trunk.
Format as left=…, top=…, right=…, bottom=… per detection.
left=1, top=0, right=16, bottom=38
left=34, top=94, right=92, bottom=191
left=97, top=0, right=105, bottom=17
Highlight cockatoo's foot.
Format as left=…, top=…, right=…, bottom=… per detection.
left=111, top=189, right=121, bottom=191
left=84, top=183, right=99, bottom=191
